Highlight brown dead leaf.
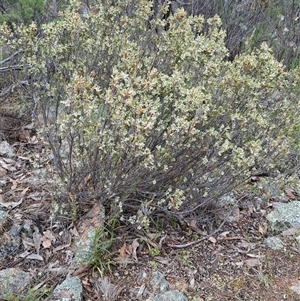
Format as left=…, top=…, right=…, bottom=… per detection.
left=217, top=231, right=230, bottom=240
left=290, top=281, right=300, bottom=295
left=43, top=230, right=55, bottom=240
left=21, top=186, right=30, bottom=196
left=237, top=242, right=257, bottom=250
left=73, top=263, right=89, bottom=276
left=281, top=228, right=300, bottom=236
left=244, top=258, right=261, bottom=267
left=131, top=239, right=139, bottom=262
left=32, top=226, right=42, bottom=254
left=114, top=243, right=131, bottom=265
left=0, top=198, right=23, bottom=209
left=0, top=166, right=7, bottom=177
left=208, top=236, right=217, bottom=244
left=246, top=253, right=264, bottom=259
left=9, top=177, right=19, bottom=190
left=41, top=237, right=52, bottom=249
left=71, top=226, right=80, bottom=237
left=154, top=256, right=170, bottom=265
left=139, top=235, right=158, bottom=249
left=0, top=160, right=16, bottom=172
left=78, top=174, right=91, bottom=191
left=81, top=278, right=92, bottom=292
left=22, top=237, right=35, bottom=250
left=285, top=188, right=296, bottom=199
left=187, top=219, right=205, bottom=235
left=258, top=223, right=268, bottom=235
left=119, top=243, right=128, bottom=261
left=26, top=253, right=44, bottom=261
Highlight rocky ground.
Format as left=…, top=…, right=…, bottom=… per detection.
left=1, top=129, right=300, bottom=301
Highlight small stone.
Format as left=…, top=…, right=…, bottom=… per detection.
left=0, top=268, right=30, bottom=298
left=71, top=203, right=105, bottom=270
left=45, top=276, right=83, bottom=301
left=266, top=201, right=300, bottom=232
left=264, top=236, right=284, bottom=250
left=150, top=271, right=170, bottom=293
left=0, top=141, right=14, bottom=157
left=290, top=281, right=300, bottom=295
left=153, top=290, right=188, bottom=301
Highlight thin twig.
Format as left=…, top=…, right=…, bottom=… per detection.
left=167, top=219, right=226, bottom=248
left=0, top=50, right=22, bottom=65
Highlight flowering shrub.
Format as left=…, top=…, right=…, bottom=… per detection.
left=1, top=0, right=299, bottom=227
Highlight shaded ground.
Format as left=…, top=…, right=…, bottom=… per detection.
left=0, top=135, right=300, bottom=301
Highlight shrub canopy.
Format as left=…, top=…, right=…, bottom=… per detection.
left=1, top=0, right=300, bottom=228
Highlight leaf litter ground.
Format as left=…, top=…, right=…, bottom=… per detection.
left=0, top=137, right=300, bottom=301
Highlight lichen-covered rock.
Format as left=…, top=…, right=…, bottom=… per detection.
left=153, top=290, right=188, bottom=301
left=264, top=236, right=284, bottom=250
left=71, top=202, right=105, bottom=270
left=0, top=268, right=31, bottom=298
left=150, top=271, right=170, bottom=293
left=44, top=276, right=82, bottom=301
left=266, top=201, right=300, bottom=232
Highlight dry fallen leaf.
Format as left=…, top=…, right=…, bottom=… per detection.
left=208, top=236, right=217, bottom=244
left=154, top=256, right=170, bottom=265
left=281, top=228, right=299, bottom=236
left=246, top=253, right=264, bottom=259
left=244, top=258, right=261, bottom=267
left=217, top=231, right=230, bottom=240
left=78, top=174, right=91, bottom=191
left=119, top=243, right=128, bottom=261
left=32, top=226, right=42, bottom=254
left=0, top=198, right=23, bottom=209
left=187, top=219, right=205, bottom=235
left=114, top=243, right=131, bottom=266
left=9, top=177, right=19, bottom=190
left=258, top=223, right=268, bottom=235
left=22, top=237, right=35, bottom=250
left=81, top=278, right=92, bottom=292
left=285, top=188, right=296, bottom=199
left=0, top=160, right=16, bottom=172
left=21, top=186, right=30, bottom=196
left=0, top=166, right=7, bottom=177
left=237, top=242, right=257, bottom=250
left=131, top=239, right=139, bottom=262
left=41, top=237, right=52, bottom=249
left=26, top=253, right=44, bottom=261
left=290, top=281, right=300, bottom=295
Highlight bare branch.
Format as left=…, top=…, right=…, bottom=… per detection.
left=0, top=51, right=23, bottom=65
left=0, top=64, right=29, bottom=73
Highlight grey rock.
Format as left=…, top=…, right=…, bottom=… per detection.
left=0, top=268, right=31, bottom=298
left=137, top=271, right=148, bottom=283
left=266, top=201, right=300, bottom=232
left=217, top=192, right=237, bottom=208
left=264, top=236, right=284, bottom=250
left=150, top=271, right=170, bottom=293
left=258, top=178, right=288, bottom=203
left=71, top=203, right=105, bottom=270
left=0, top=210, right=20, bottom=261
left=153, top=290, right=188, bottom=301
left=45, top=276, right=82, bottom=301
left=215, top=192, right=240, bottom=222
left=0, top=141, right=14, bottom=157
left=290, top=281, right=300, bottom=295
left=0, top=209, right=8, bottom=225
